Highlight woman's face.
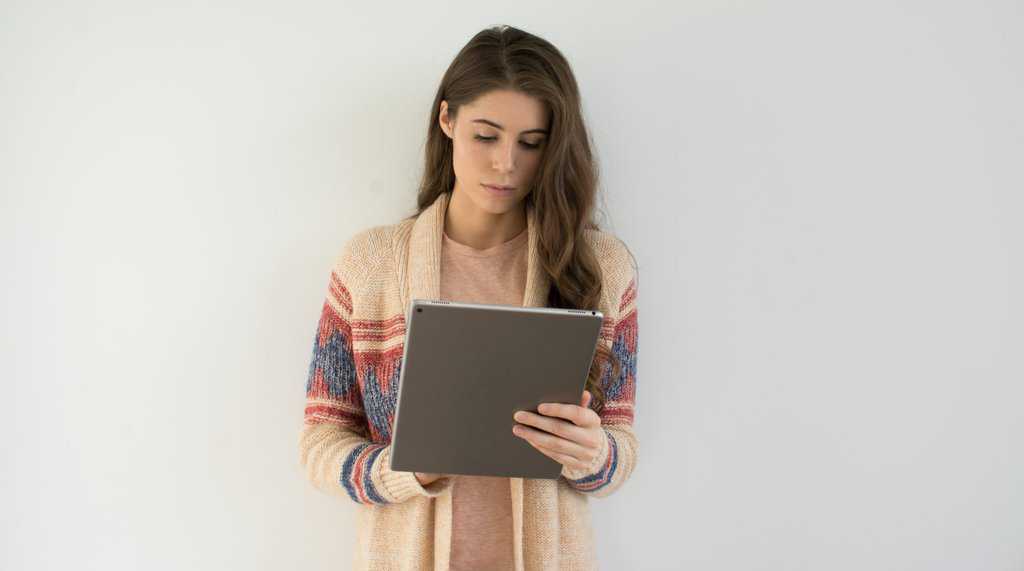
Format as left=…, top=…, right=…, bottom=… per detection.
left=439, top=89, right=549, bottom=215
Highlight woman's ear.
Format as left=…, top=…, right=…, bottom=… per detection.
left=438, top=100, right=453, bottom=139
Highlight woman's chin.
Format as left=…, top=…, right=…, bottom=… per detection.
left=473, top=192, right=524, bottom=214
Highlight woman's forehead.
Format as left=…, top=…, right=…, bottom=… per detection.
left=464, top=90, right=549, bottom=132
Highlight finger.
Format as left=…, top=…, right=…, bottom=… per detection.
left=527, top=440, right=591, bottom=472
left=513, top=423, right=591, bottom=461
left=537, top=401, right=601, bottom=427
left=581, top=390, right=592, bottom=408
left=514, top=410, right=592, bottom=446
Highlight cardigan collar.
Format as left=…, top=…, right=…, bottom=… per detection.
left=404, top=191, right=549, bottom=311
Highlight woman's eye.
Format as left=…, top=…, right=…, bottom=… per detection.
left=474, top=134, right=541, bottom=150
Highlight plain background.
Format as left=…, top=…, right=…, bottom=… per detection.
left=3, top=1, right=1022, bottom=570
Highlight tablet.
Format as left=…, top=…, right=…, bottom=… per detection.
left=389, top=299, right=604, bottom=479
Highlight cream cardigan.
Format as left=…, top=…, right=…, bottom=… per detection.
left=298, top=191, right=639, bottom=570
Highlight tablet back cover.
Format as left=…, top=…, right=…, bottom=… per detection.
left=389, top=300, right=603, bottom=479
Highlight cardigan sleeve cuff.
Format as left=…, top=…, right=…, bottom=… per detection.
left=375, top=444, right=454, bottom=503
left=561, top=427, right=611, bottom=481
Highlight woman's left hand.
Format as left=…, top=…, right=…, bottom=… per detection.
left=512, top=390, right=604, bottom=475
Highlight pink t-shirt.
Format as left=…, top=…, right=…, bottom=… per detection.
left=440, top=224, right=529, bottom=571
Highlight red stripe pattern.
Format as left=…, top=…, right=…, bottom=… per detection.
left=303, top=273, right=404, bottom=504
left=565, top=275, right=638, bottom=492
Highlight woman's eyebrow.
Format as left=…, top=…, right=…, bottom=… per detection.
left=471, top=118, right=549, bottom=135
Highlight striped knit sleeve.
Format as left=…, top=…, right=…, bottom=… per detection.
left=562, top=269, right=639, bottom=497
left=297, top=255, right=453, bottom=505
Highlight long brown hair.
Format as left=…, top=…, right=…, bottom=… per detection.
left=405, top=24, right=623, bottom=416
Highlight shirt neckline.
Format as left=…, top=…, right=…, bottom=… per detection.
left=442, top=226, right=528, bottom=258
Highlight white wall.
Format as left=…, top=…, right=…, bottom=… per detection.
left=3, top=1, right=1022, bottom=570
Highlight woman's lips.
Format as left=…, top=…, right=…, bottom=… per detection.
left=482, top=183, right=516, bottom=195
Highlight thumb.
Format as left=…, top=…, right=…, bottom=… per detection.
left=581, top=390, right=592, bottom=408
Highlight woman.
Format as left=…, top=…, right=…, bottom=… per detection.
left=299, top=24, right=639, bottom=571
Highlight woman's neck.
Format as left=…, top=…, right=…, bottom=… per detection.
left=443, top=188, right=527, bottom=250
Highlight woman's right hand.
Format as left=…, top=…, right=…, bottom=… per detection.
left=414, top=472, right=449, bottom=486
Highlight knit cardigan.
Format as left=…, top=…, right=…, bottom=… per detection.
left=298, top=191, right=639, bottom=570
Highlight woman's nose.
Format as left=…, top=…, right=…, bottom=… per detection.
left=492, top=142, right=516, bottom=171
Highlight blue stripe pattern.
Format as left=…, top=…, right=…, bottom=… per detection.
left=361, top=363, right=401, bottom=442
left=340, top=442, right=387, bottom=504
left=602, top=319, right=637, bottom=401
left=305, top=313, right=359, bottom=400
